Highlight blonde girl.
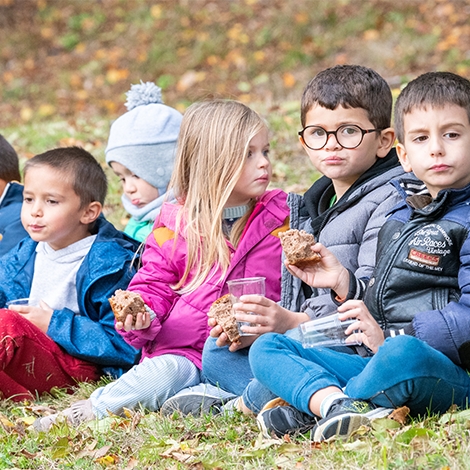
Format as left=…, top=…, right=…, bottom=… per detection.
left=34, top=100, right=289, bottom=430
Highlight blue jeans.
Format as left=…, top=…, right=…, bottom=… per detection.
left=249, top=333, right=470, bottom=417
left=202, top=336, right=277, bottom=413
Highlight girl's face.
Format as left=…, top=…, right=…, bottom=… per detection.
left=110, top=162, right=160, bottom=208
left=226, top=128, right=272, bottom=207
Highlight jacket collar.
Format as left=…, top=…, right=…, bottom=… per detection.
left=393, top=176, right=470, bottom=217
left=0, top=182, right=23, bottom=207
left=303, top=148, right=400, bottom=237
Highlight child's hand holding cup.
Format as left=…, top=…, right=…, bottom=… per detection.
left=299, top=312, right=362, bottom=348
left=227, top=276, right=266, bottom=336
left=6, top=298, right=30, bottom=309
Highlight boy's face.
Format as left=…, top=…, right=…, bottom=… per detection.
left=397, top=104, right=470, bottom=198
left=21, top=166, right=98, bottom=250
left=300, top=105, right=393, bottom=198
left=110, top=162, right=160, bottom=208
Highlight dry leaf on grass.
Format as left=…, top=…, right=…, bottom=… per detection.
left=389, top=406, right=410, bottom=425
left=261, top=397, right=290, bottom=411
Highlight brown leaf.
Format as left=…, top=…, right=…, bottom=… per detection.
left=20, top=449, right=37, bottom=459
left=261, top=397, right=290, bottom=411
left=93, top=445, right=112, bottom=459
left=125, top=457, right=140, bottom=469
left=389, top=406, right=410, bottom=425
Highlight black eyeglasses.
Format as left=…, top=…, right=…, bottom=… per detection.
left=298, top=124, right=384, bottom=150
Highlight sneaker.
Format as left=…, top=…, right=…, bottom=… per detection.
left=311, top=398, right=393, bottom=442
left=33, top=399, right=95, bottom=432
left=160, top=383, right=237, bottom=417
left=257, top=404, right=318, bottom=438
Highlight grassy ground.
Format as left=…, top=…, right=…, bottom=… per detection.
left=2, top=379, right=470, bottom=469
left=2, top=0, right=470, bottom=468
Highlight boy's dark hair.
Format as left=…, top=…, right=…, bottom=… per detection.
left=394, top=71, right=470, bottom=144
left=24, top=146, right=108, bottom=207
left=0, top=134, right=21, bottom=182
left=300, top=65, right=392, bottom=130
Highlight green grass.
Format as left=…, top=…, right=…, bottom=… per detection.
left=2, top=380, right=470, bottom=469
left=2, top=0, right=470, bottom=467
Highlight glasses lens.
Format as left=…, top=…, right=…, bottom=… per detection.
left=336, top=125, right=363, bottom=148
left=302, top=126, right=328, bottom=150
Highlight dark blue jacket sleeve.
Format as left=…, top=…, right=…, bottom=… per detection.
left=412, top=234, right=470, bottom=368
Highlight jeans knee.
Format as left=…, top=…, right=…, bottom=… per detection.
left=249, top=333, right=278, bottom=358
left=377, top=335, right=437, bottom=374
left=249, top=333, right=287, bottom=377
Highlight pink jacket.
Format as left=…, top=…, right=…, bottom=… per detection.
left=121, top=189, right=289, bottom=368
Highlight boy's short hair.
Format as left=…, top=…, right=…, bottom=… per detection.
left=24, top=146, right=107, bottom=207
left=394, top=72, right=470, bottom=143
left=300, top=65, right=392, bottom=130
left=0, top=134, right=21, bottom=182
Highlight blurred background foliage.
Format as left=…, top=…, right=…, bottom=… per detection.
left=1, top=0, right=469, bottom=222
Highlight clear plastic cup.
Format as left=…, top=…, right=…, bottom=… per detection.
left=299, top=312, right=362, bottom=348
left=227, top=277, right=265, bottom=336
left=6, top=298, right=30, bottom=308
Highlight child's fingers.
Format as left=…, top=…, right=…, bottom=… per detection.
left=123, top=313, right=136, bottom=331
left=209, top=324, right=223, bottom=338
left=7, top=304, right=31, bottom=313
left=133, top=312, right=151, bottom=330
left=215, top=332, right=230, bottom=347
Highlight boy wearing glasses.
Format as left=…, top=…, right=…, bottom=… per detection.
left=161, top=65, right=405, bottom=417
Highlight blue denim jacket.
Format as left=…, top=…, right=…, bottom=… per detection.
left=0, top=215, right=141, bottom=377
left=0, top=182, right=28, bottom=257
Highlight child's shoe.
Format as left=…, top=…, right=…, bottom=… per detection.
left=160, top=383, right=237, bottom=416
left=256, top=401, right=318, bottom=438
left=311, top=397, right=392, bottom=442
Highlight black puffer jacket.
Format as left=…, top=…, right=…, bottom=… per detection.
left=348, top=177, right=470, bottom=369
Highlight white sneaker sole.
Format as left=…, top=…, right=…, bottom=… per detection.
left=312, top=407, right=392, bottom=442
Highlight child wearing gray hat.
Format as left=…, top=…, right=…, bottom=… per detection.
left=105, top=81, right=183, bottom=242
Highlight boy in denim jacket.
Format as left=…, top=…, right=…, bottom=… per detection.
left=0, top=134, right=28, bottom=256
left=0, top=146, right=140, bottom=400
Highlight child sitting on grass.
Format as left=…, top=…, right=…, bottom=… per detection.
left=33, top=99, right=289, bottom=431
left=0, top=146, right=140, bottom=401
left=0, top=134, right=28, bottom=256
left=251, top=71, right=470, bottom=443
left=162, top=64, right=403, bottom=417
left=105, top=81, right=182, bottom=242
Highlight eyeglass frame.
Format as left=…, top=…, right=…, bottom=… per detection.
left=298, top=124, right=385, bottom=150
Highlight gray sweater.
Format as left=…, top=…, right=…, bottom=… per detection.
left=281, top=150, right=405, bottom=319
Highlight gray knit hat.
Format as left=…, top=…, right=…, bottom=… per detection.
left=105, top=81, right=183, bottom=194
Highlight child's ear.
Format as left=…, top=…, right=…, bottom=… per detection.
left=396, top=143, right=413, bottom=173
left=299, top=135, right=309, bottom=152
left=80, top=201, right=102, bottom=225
left=376, top=127, right=395, bottom=158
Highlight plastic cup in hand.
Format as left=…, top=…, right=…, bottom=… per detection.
left=299, top=312, right=362, bottom=348
left=227, top=277, right=265, bottom=336
left=6, top=298, right=30, bottom=308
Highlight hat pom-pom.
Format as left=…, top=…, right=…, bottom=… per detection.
left=125, top=81, right=163, bottom=110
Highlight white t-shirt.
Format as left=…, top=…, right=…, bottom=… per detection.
left=29, top=235, right=97, bottom=313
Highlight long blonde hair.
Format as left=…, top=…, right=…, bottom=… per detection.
left=169, top=100, right=267, bottom=293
